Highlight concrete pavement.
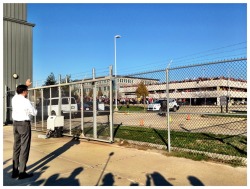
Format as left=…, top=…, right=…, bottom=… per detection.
left=2, top=125, right=247, bottom=186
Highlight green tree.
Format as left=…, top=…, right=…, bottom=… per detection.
left=61, top=74, right=71, bottom=84
left=44, top=72, right=57, bottom=86
left=61, top=75, right=71, bottom=97
left=43, top=72, right=58, bottom=98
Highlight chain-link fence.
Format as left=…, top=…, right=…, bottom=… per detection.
left=169, top=58, right=246, bottom=163
left=114, top=58, right=247, bottom=164
left=4, top=58, right=247, bottom=164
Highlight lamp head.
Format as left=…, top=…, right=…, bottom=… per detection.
left=115, top=35, right=121, bottom=38
left=13, top=73, right=19, bottom=79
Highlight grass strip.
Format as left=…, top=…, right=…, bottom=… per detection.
left=117, top=105, right=145, bottom=112
left=113, top=126, right=247, bottom=158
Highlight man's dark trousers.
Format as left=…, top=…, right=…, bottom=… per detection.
left=13, top=121, right=31, bottom=174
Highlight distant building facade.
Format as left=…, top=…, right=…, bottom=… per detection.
left=82, top=75, right=158, bottom=98
left=119, top=77, right=247, bottom=106
left=76, top=75, right=247, bottom=106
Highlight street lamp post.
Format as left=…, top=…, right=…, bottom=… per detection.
left=114, top=35, right=121, bottom=111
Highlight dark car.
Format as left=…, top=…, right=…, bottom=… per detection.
left=77, top=101, right=110, bottom=117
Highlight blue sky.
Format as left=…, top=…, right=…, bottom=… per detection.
left=27, top=3, right=247, bottom=85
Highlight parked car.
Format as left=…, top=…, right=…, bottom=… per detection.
left=147, top=99, right=180, bottom=112
left=77, top=101, right=110, bottom=117
left=233, top=100, right=247, bottom=105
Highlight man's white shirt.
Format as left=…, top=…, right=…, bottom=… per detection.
left=12, top=94, right=37, bottom=121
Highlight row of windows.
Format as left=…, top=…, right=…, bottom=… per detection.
left=83, top=86, right=247, bottom=94
left=83, top=79, right=133, bottom=85
left=84, top=86, right=110, bottom=93
left=124, top=87, right=247, bottom=95
left=84, top=80, right=108, bottom=86
left=118, top=78, right=134, bottom=84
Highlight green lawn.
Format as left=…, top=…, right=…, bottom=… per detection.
left=116, top=105, right=145, bottom=112
left=113, top=126, right=247, bottom=158
left=80, top=124, right=246, bottom=166
left=202, top=113, right=247, bottom=118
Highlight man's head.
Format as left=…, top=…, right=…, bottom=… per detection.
left=16, top=85, right=28, bottom=97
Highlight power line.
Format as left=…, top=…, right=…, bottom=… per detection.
left=117, top=42, right=246, bottom=73
left=34, top=42, right=247, bottom=86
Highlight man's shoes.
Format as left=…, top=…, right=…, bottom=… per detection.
left=11, top=170, right=19, bottom=179
left=18, top=172, right=34, bottom=180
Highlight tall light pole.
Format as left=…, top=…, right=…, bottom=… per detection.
left=114, top=35, right=121, bottom=111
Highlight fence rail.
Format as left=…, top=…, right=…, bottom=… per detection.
left=4, top=58, right=247, bottom=164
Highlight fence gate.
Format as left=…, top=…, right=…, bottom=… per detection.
left=27, top=66, right=114, bottom=143
left=3, top=86, right=16, bottom=125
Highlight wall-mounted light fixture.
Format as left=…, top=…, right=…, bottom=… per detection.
left=12, top=73, right=19, bottom=79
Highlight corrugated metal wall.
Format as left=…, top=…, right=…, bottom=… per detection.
left=3, top=3, right=27, bottom=21
left=3, top=3, right=35, bottom=124
left=3, top=21, right=34, bottom=89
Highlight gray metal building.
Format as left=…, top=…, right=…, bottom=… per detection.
left=3, top=3, right=35, bottom=124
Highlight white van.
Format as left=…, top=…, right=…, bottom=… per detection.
left=46, top=97, right=78, bottom=117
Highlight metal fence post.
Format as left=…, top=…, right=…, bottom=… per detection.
left=166, top=67, right=171, bottom=152
left=4, top=85, right=7, bottom=125
left=41, top=89, right=44, bottom=131
left=49, top=88, right=52, bottom=116
left=58, top=74, right=62, bottom=116
left=34, top=89, right=37, bottom=129
left=69, top=84, right=72, bottom=135
left=93, top=68, right=97, bottom=139
left=80, top=84, right=84, bottom=136
left=109, top=65, right=114, bottom=142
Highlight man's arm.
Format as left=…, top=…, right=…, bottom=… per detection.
left=25, top=79, right=37, bottom=116
left=26, top=99, right=38, bottom=116
left=26, top=79, right=32, bottom=87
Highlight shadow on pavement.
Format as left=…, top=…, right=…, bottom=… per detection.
left=28, top=137, right=80, bottom=173
left=3, top=138, right=82, bottom=186
left=187, top=176, right=204, bottom=186
left=42, top=167, right=84, bottom=186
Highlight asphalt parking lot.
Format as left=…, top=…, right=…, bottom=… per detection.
left=32, top=104, right=247, bottom=136
left=52, top=108, right=247, bottom=137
